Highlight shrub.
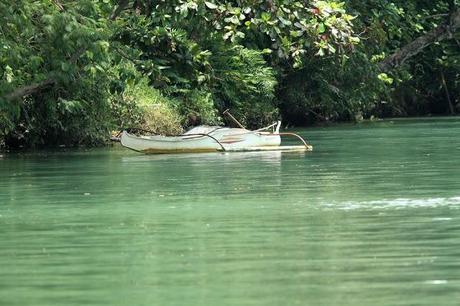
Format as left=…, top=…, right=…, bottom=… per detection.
left=111, top=78, right=183, bottom=135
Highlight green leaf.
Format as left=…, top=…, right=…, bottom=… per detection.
left=349, top=37, right=360, bottom=44
left=316, top=48, right=325, bottom=56
left=86, top=51, right=94, bottom=60
left=318, top=23, right=326, bottom=33
left=223, top=31, right=232, bottom=40
left=204, top=2, right=218, bottom=9
left=235, top=31, right=245, bottom=39
left=4, top=65, right=14, bottom=83
left=261, top=48, right=272, bottom=54
left=378, top=73, right=393, bottom=84
left=279, top=16, right=292, bottom=26
left=61, top=62, right=70, bottom=72
left=261, top=12, right=271, bottom=22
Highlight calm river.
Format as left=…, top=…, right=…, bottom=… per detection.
left=1, top=117, right=460, bottom=306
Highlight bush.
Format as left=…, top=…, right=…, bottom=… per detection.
left=140, top=104, right=183, bottom=135
left=111, top=78, right=184, bottom=135
left=277, top=53, right=390, bottom=125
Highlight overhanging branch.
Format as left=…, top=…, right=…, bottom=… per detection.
left=110, top=0, right=130, bottom=20
left=2, top=47, right=87, bottom=102
left=379, top=9, right=460, bottom=72
left=3, top=78, right=56, bottom=101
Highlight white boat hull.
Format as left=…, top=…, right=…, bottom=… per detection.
left=120, top=125, right=312, bottom=154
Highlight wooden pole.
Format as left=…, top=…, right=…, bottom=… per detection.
left=223, top=109, right=245, bottom=129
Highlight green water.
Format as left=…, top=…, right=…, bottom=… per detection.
left=1, top=117, right=460, bottom=306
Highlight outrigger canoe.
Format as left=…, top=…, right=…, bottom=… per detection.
left=120, top=121, right=313, bottom=154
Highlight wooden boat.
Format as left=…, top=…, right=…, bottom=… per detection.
left=120, top=121, right=313, bottom=154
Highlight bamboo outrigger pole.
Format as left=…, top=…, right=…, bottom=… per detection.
left=223, top=109, right=245, bottom=129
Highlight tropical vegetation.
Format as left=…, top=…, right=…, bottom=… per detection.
left=1, top=0, right=459, bottom=148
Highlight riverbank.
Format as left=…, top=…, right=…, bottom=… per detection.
left=1, top=115, right=459, bottom=152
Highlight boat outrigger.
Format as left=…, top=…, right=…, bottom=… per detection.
left=118, top=110, right=312, bottom=154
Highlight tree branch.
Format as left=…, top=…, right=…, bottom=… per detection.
left=379, top=9, right=460, bottom=72
left=110, top=0, right=130, bottom=20
left=2, top=47, right=88, bottom=101
left=3, top=78, right=56, bottom=101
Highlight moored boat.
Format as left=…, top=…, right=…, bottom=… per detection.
left=120, top=121, right=313, bottom=154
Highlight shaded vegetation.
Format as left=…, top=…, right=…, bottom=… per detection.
left=0, top=0, right=459, bottom=148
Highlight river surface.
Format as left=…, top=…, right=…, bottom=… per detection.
left=1, top=117, right=460, bottom=306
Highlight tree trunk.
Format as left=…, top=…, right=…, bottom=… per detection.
left=379, top=9, right=460, bottom=72
left=440, top=71, right=455, bottom=115
left=145, top=0, right=152, bottom=16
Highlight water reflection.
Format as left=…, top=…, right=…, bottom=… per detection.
left=120, top=149, right=291, bottom=164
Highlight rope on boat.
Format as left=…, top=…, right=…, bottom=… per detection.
left=179, top=133, right=227, bottom=152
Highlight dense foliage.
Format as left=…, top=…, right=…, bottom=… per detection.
left=0, top=0, right=459, bottom=148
